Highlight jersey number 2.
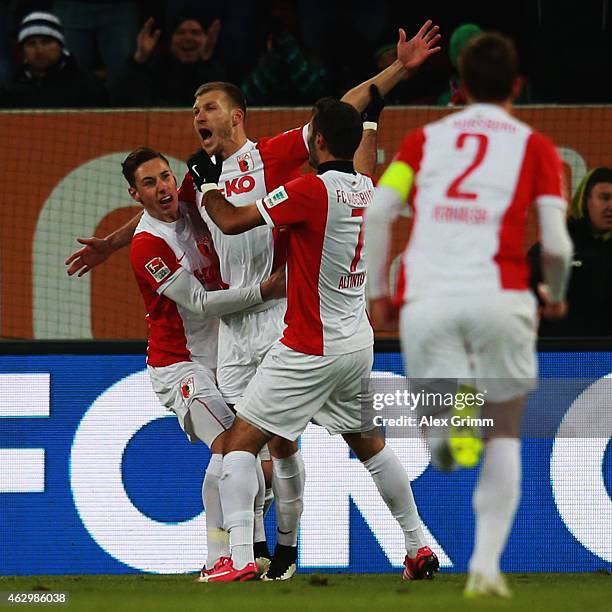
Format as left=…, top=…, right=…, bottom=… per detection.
left=446, top=133, right=489, bottom=200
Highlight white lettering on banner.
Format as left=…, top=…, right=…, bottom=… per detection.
left=0, top=449, right=45, bottom=493
left=70, top=370, right=207, bottom=573
left=550, top=374, right=612, bottom=562
left=0, top=374, right=50, bottom=492
left=0, top=373, right=50, bottom=417
left=299, top=424, right=453, bottom=568
left=66, top=369, right=612, bottom=572
left=32, top=154, right=184, bottom=339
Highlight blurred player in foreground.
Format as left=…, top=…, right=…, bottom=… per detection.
left=190, top=96, right=439, bottom=583
left=122, top=147, right=285, bottom=575
left=364, top=33, right=572, bottom=597
left=66, top=20, right=442, bottom=580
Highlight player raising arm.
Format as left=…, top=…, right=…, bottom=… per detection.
left=364, top=32, right=572, bottom=597
left=65, top=20, right=441, bottom=580
left=121, top=147, right=284, bottom=576
left=65, top=19, right=442, bottom=277
left=190, top=97, right=438, bottom=583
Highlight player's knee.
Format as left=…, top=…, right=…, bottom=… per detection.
left=268, top=436, right=298, bottom=458
left=343, top=432, right=385, bottom=462
left=223, top=416, right=271, bottom=455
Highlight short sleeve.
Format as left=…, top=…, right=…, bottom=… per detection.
left=130, top=233, right=182, bottom=293
left=257, top=125, right=309, bottom=168
left=256, top=175, right=327, bottom=228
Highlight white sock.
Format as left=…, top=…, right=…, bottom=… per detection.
left=363, top=445, right=426, bottom=557
left=253, top=457, right=267, bottom=546
left=263, top=488, right=274, bottom=517
left=202, top=453, right=229, bottom=569
left=469, top=438, right=521, bottom=579
left=272, top=451, right=305, bottom=547
left=219, top=451, right=258, bottom=570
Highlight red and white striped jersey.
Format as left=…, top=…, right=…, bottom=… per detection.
left=393, top=103, right=565, bottom=302
left=130, top=203, right=219, bottom=368
left=180, top=126, right=309, bottom=293
left=256, top=162, right=375, bottom=356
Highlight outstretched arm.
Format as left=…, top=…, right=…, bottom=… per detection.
left=341, top=20, right=441, bottom=112
left=65, top=211, right=142, bottom=277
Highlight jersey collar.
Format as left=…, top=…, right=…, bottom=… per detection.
left=317, top=160, right=355, bottom=175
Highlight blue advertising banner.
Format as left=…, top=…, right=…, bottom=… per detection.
left=1, top=348, right=611, bottom=575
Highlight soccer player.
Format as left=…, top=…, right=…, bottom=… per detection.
left=65, top=20, right=442, bottom=579
left=190, top=97, right=439, bottom=583
left=122, top=146, right=285, bottom=575
left=364, top=33, right=572, bottom=597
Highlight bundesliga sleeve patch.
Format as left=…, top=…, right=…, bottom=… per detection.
left=145, top=257, right=172, bottom=282
left=263, top=186, right=289, bottom=208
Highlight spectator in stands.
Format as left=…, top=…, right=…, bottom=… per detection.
left=529, top=167, right=612, bottom=336
left=241, top=0, right=329, bottom=105
left=112, top=12, right=225, bottom=107
left=0, top=11, right=107, bottom=108
left=437, top=23, right=481, bottom=106
left=53, top=0, right=140, bottom=91
left=0, top=0, right=12, bottom=82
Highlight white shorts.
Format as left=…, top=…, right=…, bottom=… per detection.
left=216, top=300, right=286, bottom=404
left=236, top=342, right=374, bottom=441
left=147, top=361, right=234, bottom=447
left=400, top=291, right=538, bottom=402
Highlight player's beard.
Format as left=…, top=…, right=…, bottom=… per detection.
left=208, top=121, right=235, bottom=158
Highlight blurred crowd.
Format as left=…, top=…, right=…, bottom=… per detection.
left=0, top=0, right=610, bottom=108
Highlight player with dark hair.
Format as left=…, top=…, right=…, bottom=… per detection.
left=66, top=20, right=442, bottom=580
left=190, top=96, right=438, bottom=583
left=364, top=32, right=573, bottom=597
left=121, top=146, right=285, bottom=576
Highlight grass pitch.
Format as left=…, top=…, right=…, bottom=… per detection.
left=1, top=572, right=610, bottom=612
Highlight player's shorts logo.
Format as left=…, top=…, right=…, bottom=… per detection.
left=145, top=257, right=172, bottom=283
left=180, top=376, right=194, bottom=399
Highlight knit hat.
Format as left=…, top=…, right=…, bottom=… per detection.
left=18, top=11, right=65, bottom=46
left=449, top=23, right=482, bottom=67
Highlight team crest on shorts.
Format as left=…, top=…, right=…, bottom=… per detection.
left=145, top=257, right=171, bottom=282
left=180, top=376, right=194, bottom=399
left=237, top=152, right=253, bottom=173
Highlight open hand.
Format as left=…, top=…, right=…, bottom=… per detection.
left=397, top=20, right=441, bottom=73
left=200, top=18, right=221, bottom=61
left=134, top=17, right=161, bottom=63
left=65, top=237, right=113, bottom=277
